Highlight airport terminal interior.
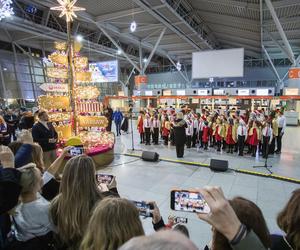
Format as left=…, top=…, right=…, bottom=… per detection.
left=0, top=0, right=300, bottom=249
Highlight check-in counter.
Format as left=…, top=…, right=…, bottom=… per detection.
left=284, top=111, right=299, bottom=126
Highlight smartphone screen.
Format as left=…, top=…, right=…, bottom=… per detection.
left=69, top=146, right=84, bottom=156
left=170, top=190, right=210, bottom=214
left=175, top=217, right=188, bottom=224
left=96, top=174, right=114, bottom=185
left=132, top=201, right=154, bottom=218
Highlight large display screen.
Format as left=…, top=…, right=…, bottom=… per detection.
left=192, top=48, right=244, bottom=79
left=89, top=60, right=118, bottom=83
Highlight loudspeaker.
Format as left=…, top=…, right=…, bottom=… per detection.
left=141, top=151, right=159, bottom=162
left=210, top=159, right=228, bottom=172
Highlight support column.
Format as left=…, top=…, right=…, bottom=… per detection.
left=166, top=54, right=189, bottom=83
left=143, top=28, right=166, bottom=72
left=139, top=43, right=143, bottom=74
left=0, top=64, right=7, bottom=105
left=12, top=43, right=23, bottom=101
left=28, top=48, right=37, bottom=102
left=95, top=23, right=141, bottom=73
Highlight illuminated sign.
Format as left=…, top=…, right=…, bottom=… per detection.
left=214, top=89, right=225, bottom=95
left=289, top=68, right=300, bottom=79
left=198, top=89, right=208, bottom=96
left=238, top=89, right=250, bottom=96
left=284, top=88, right=299, bottom=96
left=145, top=90, right=153, bottom=96
left=163, top=89, right=172, bottom=96
left=256, top=89, right=269, bottom=96
left=177, top=90, right=186, bottom=95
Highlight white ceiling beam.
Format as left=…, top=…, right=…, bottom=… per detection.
left=120, top=24, right=164, bottom=34
left=264, top=0, right=296, bottom=65
left=96, top=8, right=144, bottom=23
left=263, top=16, right=300, bottom=26
left=209, top=24, right=260, bottom=39
left=264, top=29, right=293, bottom=63
left=215, top=33, right=260, bottom=46
left=143, top=28, right=166, bottom=72
left=168, top=49, right=196, bottom=54
left=266, top=0, right=300, bottom=9
left=223, top=45, right=262, bottom=58
left=96, top=5, right=166, bottom=23
left=262, top=45, right=281, bottom=82
left=147, top=34, right=180, bottom=42
left=194, top=0, right=259, bottom=10
left=159, top=43, right=191, bottom=48
left=158, top=0, right=217, bottom=49
left=195, top=9, right=259, bottom=27
left=131, top=0, right=203, bottom=50
left=218, top=39, right=261, bottom=52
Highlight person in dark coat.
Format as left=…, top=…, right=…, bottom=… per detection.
left=31, top=110, right=58, bottom=169
left=172, top=112, right=187, bottom=158
left=121, top=113, right=129, bottom=133
left=105, top=105, right=114, bottom=132
left=4, top=110, right=18, bottom=141
left=112, top=108, right=123, bottom=136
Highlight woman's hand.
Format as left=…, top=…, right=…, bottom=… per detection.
left=148, top=201, right=161, bottom=224
left=197, top=186, right=241, bottom=241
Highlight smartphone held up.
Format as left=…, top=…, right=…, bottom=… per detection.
left=132, top=201, right=154, bottom=218
left=96, top=174, right=114, bottom=185
left=170, top=190, right=210, bottom=214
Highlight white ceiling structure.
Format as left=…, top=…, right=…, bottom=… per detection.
left=0, top=0, right=299, bottom=71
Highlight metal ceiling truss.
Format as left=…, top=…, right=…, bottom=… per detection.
left=264, top=0, right=296, bottom=65
left=131, top=0, right=210, bottom=51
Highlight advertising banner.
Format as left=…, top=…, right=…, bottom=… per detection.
left=89, top=60, right=119, bottom=83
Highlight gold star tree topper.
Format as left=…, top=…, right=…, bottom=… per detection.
left=50, top=0, right=85, bottom=22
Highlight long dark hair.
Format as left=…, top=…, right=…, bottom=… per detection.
left=277, top=189, right=300, bottom=249
left=212, top=197, right=271, bottom=250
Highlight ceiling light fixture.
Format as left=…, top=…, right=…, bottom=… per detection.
left=76, top=34, right=83, bottom=42
left=130, top=21, right=137, bottom=32
left=143, top=58, right=148, bottom=63
left=117, top=49, right=122, bottom=55
left=176, top=61, right=182, bottom=71
left=0, top=0, right=14, bottom=21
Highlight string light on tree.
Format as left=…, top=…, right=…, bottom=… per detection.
left=50, top=0, right=85, bottom=23
left=0, top=0, right=14, bottom=21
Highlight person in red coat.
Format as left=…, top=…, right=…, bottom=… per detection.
left=202, top=121, right=209, bottom=150
left=137, top=111, right=145, bottom=143
left=226, top=118, right=236, bottom=154
left=214, top=118, right=223, bottom=152
left=249, top=121, right=260, bottom=157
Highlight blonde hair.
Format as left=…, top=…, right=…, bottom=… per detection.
left=176, top=112, right=183, bottom=120
left=19, top=163, right=41, bottom=195
left=0, top=115, right=6, bottom=125
left=81, top=198, right=144, bottom=250
left=31, top=144, right=45, bottom=172
left=50, top=155, right=102, bottom=249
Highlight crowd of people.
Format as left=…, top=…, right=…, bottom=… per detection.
left=0, top=106, right=296, bottom=250
left=137, top=106, right=286, bottom=158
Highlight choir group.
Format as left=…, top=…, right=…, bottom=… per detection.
left=136, top=107, right=286, bottom=159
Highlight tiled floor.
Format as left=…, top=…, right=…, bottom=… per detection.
left=99, top=124, right=300, bottom=248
